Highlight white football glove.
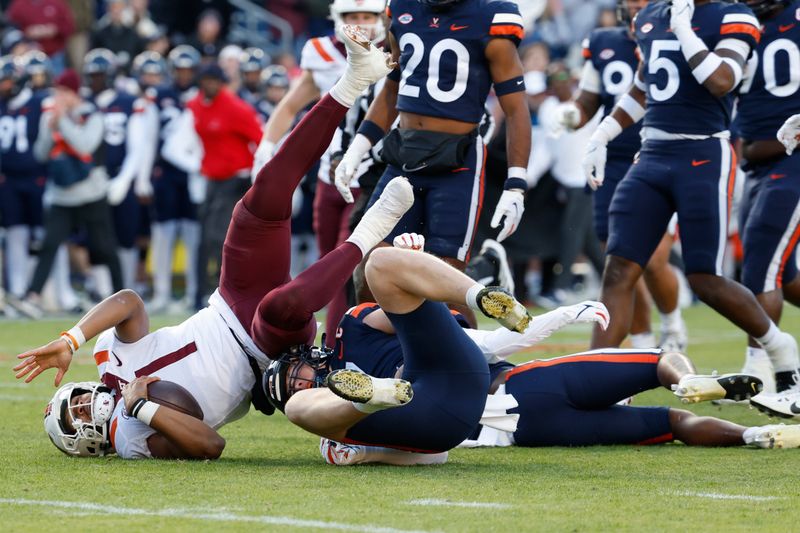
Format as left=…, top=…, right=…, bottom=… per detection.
left=490, top=189, right=525, bottom=243
left=561, top=300, right=610, bottom=330
left=582, top=139, right=608, bottom=190
left=777, top=113, right=800, bottom=155
left=107, top=177, right=131, bottom=206
left=335, top=133, right=372, bottom=204
left=251, top=139, right=276, bottom=183
left=669, top=0, right=695, bottom=33
left=551, top=102, right=582, bottom=137
left=392, top=232, right=425, bottom=251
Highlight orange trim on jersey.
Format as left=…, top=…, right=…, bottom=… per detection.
left=489, top=25, right=525, bottom=40
left=311, top=38, right=334, bottom=63
left=777, top=222, right=800, bottom=289
left=505, top=352, right=661, bottom=380
left=720, top=23, right=762, bottom=43
left=582, top=48, right=592, bottom=59
left=636, top=432, right=673, bottom=445
left=109, top=417, right=118, bottom=449
left=94, top=350, right=109, bottom=366
left=726, top=143, right=737, bottom=231
left=386, top=6, right=391, bottom=18
left=349, top=302, right=379, bottom=318
left=464, top=145, right=487, bottom=263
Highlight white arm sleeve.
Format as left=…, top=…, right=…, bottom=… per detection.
left=161, top=109, right=203, bottom=174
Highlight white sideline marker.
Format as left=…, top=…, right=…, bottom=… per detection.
left=0, top=498, right=435, bottom=533
left=405, top=499, right=512, bottom=509
left=674, top=491, right=783, bottom=502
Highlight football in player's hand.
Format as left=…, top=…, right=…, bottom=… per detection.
left=147, top=380, right=204, bottom=420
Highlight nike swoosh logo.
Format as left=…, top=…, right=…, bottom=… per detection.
left=779, top=23, right=796, bottom=33
left=691, top=159, right=711, bottom=167
left=791, top=402, right=800, bottom=414
left=450, top=24, right=468, bottom=31
left=575, top=304, right=593, bottom=320
left=402, top=162, right=428, bottom=172
left=516, top=80, right=524, bottom=85
left=112, top=351, right=122, bottom=366
left=770, top=173, right=787, bottom=180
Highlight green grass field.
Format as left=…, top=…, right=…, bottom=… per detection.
left=1, top=305, right=799, bottom=532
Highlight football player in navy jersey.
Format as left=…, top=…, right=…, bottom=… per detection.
left=21, top=50, right=51, bottom=96
left=0, top=56, right=47, bottom=305
left=83, top=49, right=154, bottom=292
left=554, top=0, right=687, bottom=353
left=237, top=47, right=268, bottom=116
left=583, top=0, right=800, bottom=391
left=735, top=0, right=800, bottom=412
left=143, top=45, right=202, bottom=313
left=256, top=65, right=290, bottom=122
left=335, top=0, right=532, bottom=320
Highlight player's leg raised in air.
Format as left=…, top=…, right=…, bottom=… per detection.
left=216, top=25, right=403, bottom=357
left=284, top=246, right=530, bottom=452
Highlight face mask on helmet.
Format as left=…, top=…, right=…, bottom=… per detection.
left=44, top=382, right=115, bottom=457
left=263, top=344, right=333, bottom=413
left=746, top=0, right=789, bottom=19
left=330, top=0, right=387, bottom=43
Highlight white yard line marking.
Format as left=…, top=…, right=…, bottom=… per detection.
left=0, top=393, right=48, bottom=402
left=0, top=498, right=435, bottom=533
left=673, top=491, right=783, bottom=502
left=404, top=499, right=512, bottom=510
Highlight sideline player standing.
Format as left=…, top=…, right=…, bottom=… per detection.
left=737, top=0, right=800, bottom=409
left=582, top=0, right=800, bottom=386
left=554, top=0, right=687, bottom=351
left=335, top=0, right=532, bottom=302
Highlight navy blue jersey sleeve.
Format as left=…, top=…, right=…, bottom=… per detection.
left=486, top=1, right=524, bottom=46
left=717, top=3, right=761, bottom=53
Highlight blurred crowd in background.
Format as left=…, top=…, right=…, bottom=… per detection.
left=0, top=0, right=701, bottom=319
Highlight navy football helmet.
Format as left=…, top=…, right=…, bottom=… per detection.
left=261, top=65, right=290, bottom=88
left=240, top=47, right=268, bottom=73
left=167, top=45, right=201, bottom=71
left=83, top=48, right=117, bottom=77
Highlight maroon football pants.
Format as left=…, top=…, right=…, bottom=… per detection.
left=218, top=94, right=364, bottom=357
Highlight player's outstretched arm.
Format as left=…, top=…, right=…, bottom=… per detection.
left=13, top=289, right=149, bottom=385
left=486, top=38, right=531, bottom=242
left=122, top=376, right=225, bottom=460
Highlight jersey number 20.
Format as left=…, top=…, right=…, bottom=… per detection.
left=398, top=33, right=470, bottom=103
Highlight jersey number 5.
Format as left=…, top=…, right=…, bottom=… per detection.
left=398, top=32, right=470, bottom=103
left=648, top=40, right=681, bottom=102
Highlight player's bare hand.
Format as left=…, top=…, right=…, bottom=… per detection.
left=490, top=189, right=525, bottom=242
left=777, top=113, right=800, bottom=155
left=121, top=376, right=161, bottom=411
left=393, top=233, right=425, bottom=251
left=562, top=301, right=610, bottom=330
left=13, top=338, right=73, bottom=386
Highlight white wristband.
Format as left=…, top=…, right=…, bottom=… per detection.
left=591, top=116, right=623, bottom=144
left=135, top=400, right=160, bottom=426
left=692, top=54, right=723, bottom=84
left=508, top=167, right=526, bottom=179
left=617, top=94, right=646, bottom=123
left=674, top=26, right=708, bottom=61
left=720, top=57, right=743, bottom=87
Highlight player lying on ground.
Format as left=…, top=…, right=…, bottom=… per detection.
left=10, top=27, right=430, bottom=459
left=264, top=241, right=533, bottom=458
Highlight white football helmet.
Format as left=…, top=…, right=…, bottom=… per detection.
left=330, top=0, right=387, bottom=43
left=44, top=381, right=115, bottom=457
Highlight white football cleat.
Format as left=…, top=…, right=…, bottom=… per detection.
left=326, top=369, right=413, bottom=410
left=750, top=389, right=800, bottom=420
left=320, top=438, right=367, bottom=465
left=743, top=353, right=777, bottom=395
left=475, top=286, right=530, bottom=333
left=347, top=177, right=414, bottom=254
left=672, top=373, right=763, bottom=403
left=329, top=24, right=394, bottom=106
left=749, top=424, right=800, bottom=449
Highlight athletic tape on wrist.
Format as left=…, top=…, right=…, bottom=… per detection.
left=133, top=400, right=160, bottom=426
left=720, top=57, right=743, bottom=87
left=675, top=27, right=708, bottom=61
left=593, top=116, right=623, bottom=144
left=692, top=54, right=723, bottom=84
left=357, top=120, right=385, bottom=146
left=617, top=93, right=645, bottom=123
left=60, top=326, right=85, bottom=353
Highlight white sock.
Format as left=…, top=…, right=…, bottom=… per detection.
left=362, top=447, right=448, bottom=466
left=746, top=346, right=769, bottom=362
left=660, top=308, right=682, bottom=332
left=465, top=283, right=485, bottom=311
left=91, top=265, right=113, bottom=298
left=630, top=332, right=657, bottom=349
left=758, top=322, right=800, bottom=372
left=151, top=221, right=177, bottom=302
left=5, top=226, right=29, bottom=297
left=742, top=426, right=760, bottom=445
left=180, top=219, right=200, bottom=303
left=118, top=248, right=139, bottom=289
left=757, top=322, right=780, bottom=348
left=53, top=245, right=78, bottom=309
